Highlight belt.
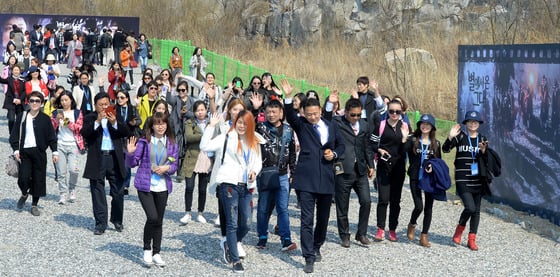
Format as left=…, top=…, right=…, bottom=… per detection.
left=101, top=150, right=114, bottom=155
left=222, top=182, right=247, bottom=188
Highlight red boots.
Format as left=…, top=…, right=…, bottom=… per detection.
left=467, top=233, right=479, bottom=251
left=452, top=224, right=465, bottom=244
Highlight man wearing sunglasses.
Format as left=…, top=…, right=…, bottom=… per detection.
left=325, top=97, right=374, bottom=248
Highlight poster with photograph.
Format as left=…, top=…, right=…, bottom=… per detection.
left=458, top=44, right=560, bottom=224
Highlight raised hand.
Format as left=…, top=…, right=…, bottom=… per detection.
left=209, top=112, right=223, bottom=127
left=206, top=84, right=216, bottom=99
left=127, top=136, right=138, bottom=154
left=369, top=79, right=379, bottom=93
left=350, top=88, right=359, bottom=99
left=328, top=90, right=339, bottom=104
left=448, top=124, right=461, bottom=140
left=401, top=123, right=410, bottom=140
left=280, top=79, right=293, bottom=98
left=249, top=93, right=263, bottom=110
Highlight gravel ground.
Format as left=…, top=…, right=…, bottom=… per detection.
left=0, top=66, right=559, bottom=276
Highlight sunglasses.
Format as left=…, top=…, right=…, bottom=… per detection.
left=388, top=109, right=402, bottom=115
left=177, top=88, right=187, bottom=92
left=161, top=73, right=169, bottom=76
left=117, top=96, right=127, bottom=99
left=348, top=113, right=361, bottom=118
left=149, top=87, right=158, bottom=90
left=29, top=99, right=42, bottom=104
left=143, top=77, right=152, bottom=80
left=252, top=82, right=261, bottom=85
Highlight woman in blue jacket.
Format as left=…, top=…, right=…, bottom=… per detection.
left=126, top=112, right=179, bottom=267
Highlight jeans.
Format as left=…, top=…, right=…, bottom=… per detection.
left=335, top=170, right=371, bottom=238
left=138, top=190, right=168, bottom=254
left=257, top=174, right=292, bottom=242
left=54, top=143, right=80, bottom=194
left=219, top=183, right=252, bottom=263
left=139, top=56, right=148, bottom=73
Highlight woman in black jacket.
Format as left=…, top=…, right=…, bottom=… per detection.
left=404, top=114, right=441, bottom=247
left=10, top=91, right=58, bottom=216
left=443, top=110, right=488, bottom=251
left=0, top=64, right=26, bottom=135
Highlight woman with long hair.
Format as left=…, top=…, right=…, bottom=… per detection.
left=200, top=110, right=264, bottom=273
left=107, top=61, right=126, bottom=102
left=120, top=43, right=134, bottom=85
left=404, top=114, right=441, bottom=247
left=126, top=112, right=179, bottom=267
left=66, top=33, right=82, bottom=69
left=189, top=47, right=206, bottom=83
left=370, top=99, right=412, bottom=242
left=137, top=34, right=151, bottom=73
left=51, top=91, right=85, bottom=204
left=116, top=90, right=142, bottom=195
left=24, top=66, right=49, bottom=99
left=0, top=64, right=26, bottom=135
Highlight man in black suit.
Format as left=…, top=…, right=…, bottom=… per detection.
left=29, top=24, right=43, bottom=61
left=81, top=93, right=130, bottom=235
left=112, top=28, right=126, bottom=64
left=281, top=80, right=345, bottom=274
left=326, top=98, right=374, bottom=248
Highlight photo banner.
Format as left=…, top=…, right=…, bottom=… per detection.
left=1, top=13, right=139, bottom=55
left=458, top=44, right=560, bottom=225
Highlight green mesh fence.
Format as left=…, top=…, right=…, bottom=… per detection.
left=150, top=39, right=455, bottom=128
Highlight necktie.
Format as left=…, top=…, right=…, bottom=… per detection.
left=314, top=124, right=321, bottom=142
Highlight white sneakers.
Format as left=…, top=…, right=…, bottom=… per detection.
left=69, top=190, right=76, bottom=203
left=143, top=250, right=153, bottom=267
left=143, top=250, right=165, bottom=267
left=179, top=213, right=191, bottom=224
left=214, top=215, right=221, bottom=226
left=180, top=212, right=208, bottom=224
left=197, top=213, right=207, bottom=223
left=152, top=254, right=166, bottom=267
left=237, top=242, right=246, bottom=259
left=58, top=194, right=66, bottom=205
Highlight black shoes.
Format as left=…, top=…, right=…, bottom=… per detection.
left=256, top=238, right=267, bottom=249
left=341, top=237, right=350, bottom=248
left=314, top=249, right=322, bottom=263
left=30, top=206, right=40, bottom=216
left=123, top=189, right=129, bottom=195
left=93, top=229, right=105, bottom=235
left=17, top=194, right=28, bottom=210
left=356, top=235, right=372, bottom=246
left=232, top=262, right=244, bottom=273
left=303, top=261, right=314, bottom=273
left=114, top=223, right=124, bottom=232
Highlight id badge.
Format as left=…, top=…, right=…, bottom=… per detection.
left=243, top=169, right=248, bottom=183
left=361, top=109, right=367, bottom=119
left=470, top=162, right=479, bottom=176
left=150, top=173, right=161, bottom=186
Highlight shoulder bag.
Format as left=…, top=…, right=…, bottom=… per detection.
left=257, top=125, right=291, bottom=192
left=5, top=112, right=26, bottom=178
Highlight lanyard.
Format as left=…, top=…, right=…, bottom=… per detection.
left=243, top=148, right=251, bottom=164
left=420, top=140, right=430, bottom=165
left=468, top=135, right=479, bottom=161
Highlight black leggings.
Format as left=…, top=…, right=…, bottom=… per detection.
left=376, top=161, right=406, bottom=230
left=409, top=180, right=434, bottom=234
left=458, top=188, right=482, bottom=234
left=184, top=173, right=208, bottom=212
left=138, top=190, right=168, bottom=254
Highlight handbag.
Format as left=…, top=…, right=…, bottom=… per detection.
left=74, top=49, right=82, bottom=56
left=6, top=111, right=26, bottom=178
left=257, top=125, right=291, bottom=192
left=5, top=155, right=19, bottom=178
left=130, top=58, right=138, bottom=68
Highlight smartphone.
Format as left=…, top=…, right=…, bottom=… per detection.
left=235, top=80, right=241, bottom=87
left=57, top=109, right=64, bottom=115
left=104, top=105, right=116, bottom=115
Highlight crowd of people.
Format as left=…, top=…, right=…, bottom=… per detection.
left=2, top=25, right=501, bottom=274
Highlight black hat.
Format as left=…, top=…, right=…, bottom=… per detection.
left=462, top=110, right=483, bottom=124
left=417, top=114, right=436, bottom=130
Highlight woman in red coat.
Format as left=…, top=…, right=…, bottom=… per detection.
left=107, top=61, right=126, bottom=102
left=25, top=66, right=49, bottom=99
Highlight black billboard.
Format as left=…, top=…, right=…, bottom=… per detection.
left=458, top=44, right=560, bottom=225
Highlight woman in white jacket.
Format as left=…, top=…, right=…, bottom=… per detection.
left=199, top=110, right=264, bottom=274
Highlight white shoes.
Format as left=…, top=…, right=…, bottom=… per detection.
left=58, top=194, right=66, bottom=205
left=214, top=215, right=220, bottom=226
left=237, top=242, right=246, bottom=259
left=152, top=254, right=166, bottom=267
left=197, top=213, right=207, bottom=223
left=69, top=190, right=76, bottom=203
left=179, top=213, right=191, bottom=224
left=143, top=250, right=153, bottom=267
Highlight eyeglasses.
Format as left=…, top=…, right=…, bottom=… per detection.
left=143, top=77, right=152, bottom=80
left=117, top=96, right=127, bottom=99
left=252, top=82, right=261, bottom=85
left=157, top=83, right=163, bottom=87
left=177, top=88, right=187, bottom=92
left=149, top=87, right=158, bottom=90
left=29, top=99, right=42, bottom=104
left=388, top=109, right=402, bottom=115
left=348, top=113, right=361, bottom=118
